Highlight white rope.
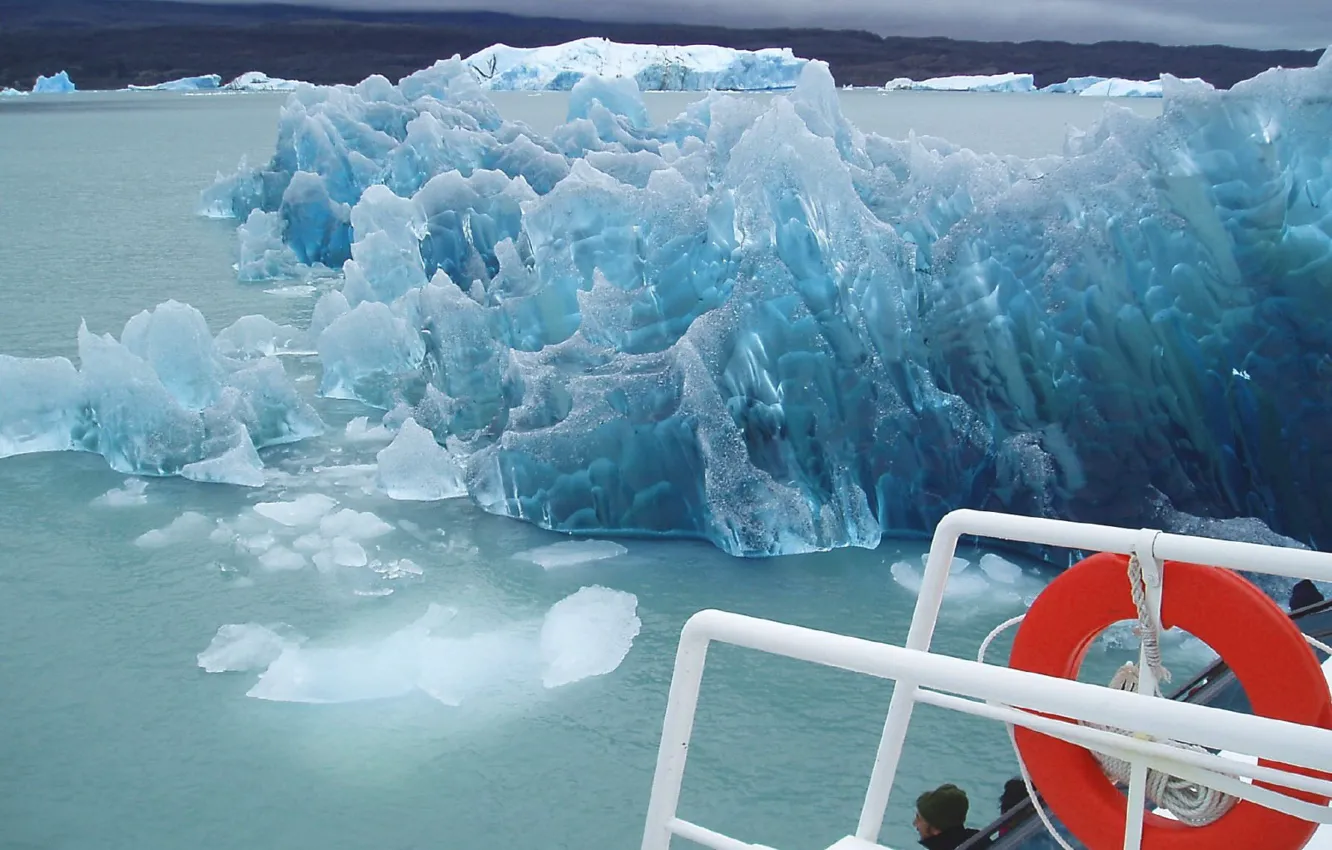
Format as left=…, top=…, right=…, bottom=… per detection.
left=978, top=614, right=1078, bottom=850
left=1088, top=662, right=1239, bottom=825
left=1127, top=552, right=1171, bottom=691
left=1084, top=553, right=1238, bottom=826
left=1306, top=634, right=1332, bottom=656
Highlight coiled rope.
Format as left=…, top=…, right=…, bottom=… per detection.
left=975, top=554, right=1332, bottom=845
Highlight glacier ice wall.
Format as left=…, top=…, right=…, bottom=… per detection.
left=202, top=52, right=1332, bottom=556
left=461, top=38, right=808, bottom=92
left=0, top=302, right=324, bottom=485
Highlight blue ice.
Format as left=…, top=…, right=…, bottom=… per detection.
left=0, top=302, right=324, bottom=485
left=197, top=51, right=1332, bottom=556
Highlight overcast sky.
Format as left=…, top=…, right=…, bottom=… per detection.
left=176, top=0, right=1332, bottom=51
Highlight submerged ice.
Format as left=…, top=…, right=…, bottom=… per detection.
left=196, top=50, right=1332, bottom=557
left=205, top=586, right=641, bottom=704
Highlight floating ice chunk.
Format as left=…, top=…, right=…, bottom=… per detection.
left=237, top=587, right=638, bottom=705
left=539, top=586, right=641, bottom=688
left=892, top=559, right=992, bottom=598
left=318, top=508, right=393, bottom=540
left=312, top=537, right=369, bottom=571
left=32, top=71, right=76, bottom=94
left=239, top=532, right=277, bottom=554
left=375, top=417, right=466, bottom=501
left=253, top=493, right=337, bottom=526
left=1040, top=76, right=1109, bottom=94
left=885, top=73, right=1034, bottom=93
left=890, top=552, right=1045, bottom=607
left=0, top=355, right=82, bottom=456
left=236, top=210, right=302, bottom=282
left=374, top=558, right=424, bottom=579
left=128, top=74, right=222, bottom=92
left=918, top=553, right=972, bottom=573
left=92, top=478, right=149, bottom=507
left=514, top=539, right=629, bottom=570
left=249, top=644, right=419, bottom=703
left=264, top=284, right=317, bottom=298
left=135, top=512, right=212, bottom=548
left=198, top=623, right=305, bottom=672
left=0, top=300, right=321, bottom=484
left=180, top=440, right=266, bottom=488
left=308, top=463, right=378, bottom=493
left=215, top=315, right=307, bottom=359
left=416, top=628, right=538, bottom=706
left=258, top=546, right=307, bottom=571
left=292, top=533, right=325, bottom=552
left=316, top=301, right=424, bottom=407
left=309, top=290, right=350, bottom=339
left=979, top=553, right=1023, bottom=584
left=224, top=71, right=302, bottom=92
left=1078, top=77, right=1163, bottom=97
left=121, top=300, right=226, bottom=410
left=344, top=416, right=393, bottom=442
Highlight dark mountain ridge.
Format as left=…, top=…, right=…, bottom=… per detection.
left=0, top=0, right=1323, bottom=91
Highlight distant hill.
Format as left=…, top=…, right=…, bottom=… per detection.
left=0, top=0, right=1323, bottom=91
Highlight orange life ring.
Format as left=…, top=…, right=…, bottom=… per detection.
left=1008, top=551, right=1332, bottom=850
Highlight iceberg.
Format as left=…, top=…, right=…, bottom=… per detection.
left=463, top=37, right=808, bottom=91
left=1078, top=77, right=1164, bottom=97
left=129, top=75, right=222, bottom=92
left=0, top=302, right=324, bottom=485
left=1074, top=76, right=1214, bottom=98
left=884, top=73, right=1036, bottom=93
left=220, top=587, right=641, bottom=704
left=1, top=87, right=26, bottom=98
left=223, top=71, right=303, bottom=92
left=197, top=623, right=306, bottom=673
left=1040, top=76, right=1110, bottom=94
left=375, top=417, right=468, bottom=501
left=32, top=71, right=76, bottom=94
left=203, top=50, right=1332, bottom=556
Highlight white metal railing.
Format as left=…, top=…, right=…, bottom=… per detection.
left=639, top=509, right=1332, bottom=850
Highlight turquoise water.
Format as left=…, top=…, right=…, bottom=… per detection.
left=0, top=90, right=1208, bottom=850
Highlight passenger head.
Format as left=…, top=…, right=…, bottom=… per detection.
left=1290, top=579, right=1325, bottom=612
left=1000, top=777, right=1029, bottom=813
left=914, top=783, right=969, bottom=837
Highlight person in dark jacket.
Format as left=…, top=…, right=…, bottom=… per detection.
left=914, top=784, right=984, bottom=849
left=996, top=778, right=1030, bottom=836
left=1290, top=579, right=1325, bottom=612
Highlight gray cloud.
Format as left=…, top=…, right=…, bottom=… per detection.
left=178, top=0, right=1332, bottom=50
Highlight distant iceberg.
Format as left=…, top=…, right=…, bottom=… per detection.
left=129, top=74, right=222, bottom=92
left=198, top=50, right=1332, bottom=557
left=1070, top=76, right=1213, bottom=97
left=1078, top=77, right=1164, bottom=97
left=224, top=71, right=303, bottom=92
left=1039, top=76, right=1109, bottom=94
left=462, top=37, right=808, bottom=91
left=0, top=87, right=26, bottom=98
left=884, top=73, right=1036, bottom=93
left=32, top=71, right=75, bottom=94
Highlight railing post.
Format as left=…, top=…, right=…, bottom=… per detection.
left=641, top=618, right=713, bottom=850
left=856, top=512, right=966, bottom=841
left=1123, top=760, right=1149, bottom=850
